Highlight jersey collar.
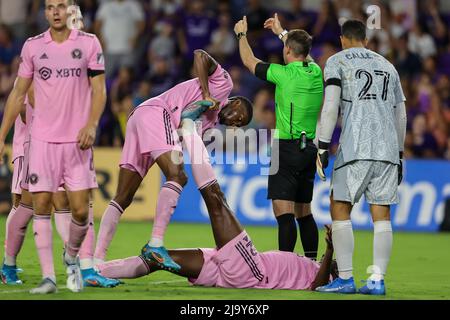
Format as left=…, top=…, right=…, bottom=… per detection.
left=288, top=61, right=309, bottom=67
left=44, top=28, right=78, bottom=43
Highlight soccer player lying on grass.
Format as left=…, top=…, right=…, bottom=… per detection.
left=93, top=49, right=253, bottom=273
left=96, top=120, right=337, bottom=291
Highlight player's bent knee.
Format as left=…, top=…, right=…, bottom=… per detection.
left=70, top=207, right=89, bottom=223
left=166, top=170, right=188, bottom=187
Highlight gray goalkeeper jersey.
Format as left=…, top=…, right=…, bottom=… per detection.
left=324, top=47, right=406, bottom=165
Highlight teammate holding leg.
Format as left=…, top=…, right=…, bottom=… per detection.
left=93, top=49, right=253, bottom=272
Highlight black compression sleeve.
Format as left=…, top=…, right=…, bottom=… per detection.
left=255, top=62, right=270, bottom=81
left=88, top=69, right=105, bottom=78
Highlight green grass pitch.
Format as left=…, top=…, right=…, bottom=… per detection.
left=0, top=216, right=449, bottom=300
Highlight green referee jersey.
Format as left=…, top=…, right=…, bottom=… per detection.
left=258, top=61, right=324, bottom=140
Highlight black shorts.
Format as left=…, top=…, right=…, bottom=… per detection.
left=267, top=139, right=317, bottom=203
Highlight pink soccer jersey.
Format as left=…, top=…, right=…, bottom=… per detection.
left=137, top=64, right=233, bottom=134
left=17, top=29, right=104, bottom=142
left=256, top=251, right=321, bottom=290
left=189, top=231, right=322, bottom=290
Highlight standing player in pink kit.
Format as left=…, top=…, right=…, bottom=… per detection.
left=96, top=121, right=337, bottom=291
left=93, top=49, right=253, bottom=272
left=1, top=86, right=108, bottom=288
left=0, top=0, right=116, bottom=294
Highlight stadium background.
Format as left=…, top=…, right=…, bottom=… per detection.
left=0, top=0, right=449, bottom=232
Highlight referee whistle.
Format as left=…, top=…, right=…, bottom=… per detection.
left=300, top=131, right=307, bottom=150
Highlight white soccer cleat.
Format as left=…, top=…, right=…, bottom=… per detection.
left=29, top=278, right=58, bottom=294
left=66, top=262, right=83, bottom=293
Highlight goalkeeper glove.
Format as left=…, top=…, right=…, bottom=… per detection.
left=316, top=141, right=329, bottom=181
left=180, top=100, right=214, bottom=121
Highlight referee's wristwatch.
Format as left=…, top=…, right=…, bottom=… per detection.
left=278, top=29, right=288, bottom=40
left=236, top=32, right=247, bottom=40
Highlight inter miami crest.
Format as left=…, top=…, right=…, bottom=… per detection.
left=72, top=49, right=82, bottom=59
left=29, top=174, right=39, bottom=185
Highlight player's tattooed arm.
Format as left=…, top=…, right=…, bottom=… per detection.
left=235, top=16, right=262, bottom=74
left=0, top=76, right=32, bottom=162
left=193, top=49, right=219, bottom=108
left=310, top=225, right=334, bottom=291
left=77, top=74, right=106, bottom=150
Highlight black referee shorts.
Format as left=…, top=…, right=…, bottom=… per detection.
left=267, top=139, right=317, bottom=203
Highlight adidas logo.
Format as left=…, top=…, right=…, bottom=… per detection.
left=40, top=53, right=48, bottom=59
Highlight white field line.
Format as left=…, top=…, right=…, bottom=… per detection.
left=0, top=279, right=186, bottom=294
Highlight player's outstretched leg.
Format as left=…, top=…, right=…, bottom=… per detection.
left=141, top=151, right=187, bottom=273
left=94, top=168, right=143, bottom=265
left=359, top=205, right=392, bottom=295
left=316, top=196, right=356, bottom=294
left=97, top=249, right=204, bottom=280
left=181, top=122, right=244, bottom=248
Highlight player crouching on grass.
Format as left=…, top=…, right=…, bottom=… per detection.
left=95, top=120, right=338, bottom=291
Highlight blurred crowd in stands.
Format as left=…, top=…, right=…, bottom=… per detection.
left=0, top=0, right=449, bottom=160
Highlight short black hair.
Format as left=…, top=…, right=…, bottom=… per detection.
left=285, top=29, right=312, bottom=58
left=231, top=96, right=253, bottom=126
left=341, top=19, right=367, bottom=41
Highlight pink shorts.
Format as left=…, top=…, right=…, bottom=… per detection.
left=11, top=156, right=24, bottom=195
left=120, top=106, right=182, bottom=178
left=189, top=231, right=267, bottom=288
left=21, top=141, right=30, bottom=190
left=26, top=139, right=98, bottom=193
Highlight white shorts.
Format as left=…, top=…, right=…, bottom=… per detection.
left=331, top=156, right=399, bottom=205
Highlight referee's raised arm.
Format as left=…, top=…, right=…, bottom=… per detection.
left=233, top=16, right=262, bottom=74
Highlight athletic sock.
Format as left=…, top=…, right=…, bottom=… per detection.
left=94, top=200, right=123, bottom=261
left=66, top=218, right=89, bottom=260
left=4, top=206, right=17, bottom=250
left=4, top=204, right=34, bottom=266
left=96, top=256, right=150, bottom=279
left=276, top=213, right=297, bottom=252
left=149, top=181, right=183, bottom=248
left=371, top=220, right=393, bottom=281
left=79, top=202, right=95, bottom=270
left=33, top=214, right=55, bottom=281
left=332, top=220, right=354, bottom=280
left=54, top=209, right=71, bottom=245
left=182, top=130, right=216, bottom=189
left=296, top=214, right=319, bottom=260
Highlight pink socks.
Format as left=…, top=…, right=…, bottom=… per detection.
left=97, top=256, right=150, bottom=279
left=182, top=130, right=216, bottom=190
left=94, top=200, right=123, bottom=262
left=4, top=204, right=34, bottom=266
left=149, top=182, right=183, bottom=247
left=33, top=214, right=55, bottom=280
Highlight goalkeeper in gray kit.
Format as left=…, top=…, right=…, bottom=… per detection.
left=314, top=20, right=407, bottom=295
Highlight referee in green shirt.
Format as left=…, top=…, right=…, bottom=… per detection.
left=234, top=14, right=323, bottom=259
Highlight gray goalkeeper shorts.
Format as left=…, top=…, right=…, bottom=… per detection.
left=331, top=153, right=399, bottom=205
